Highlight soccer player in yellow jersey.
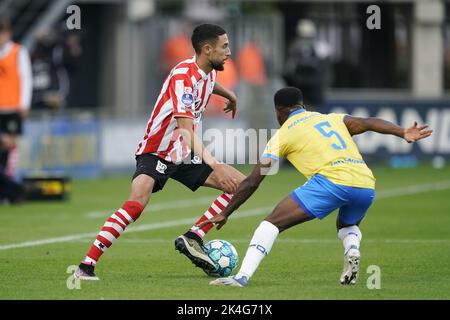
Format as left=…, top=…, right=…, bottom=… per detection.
left=199, top=87, right=433, bottom=287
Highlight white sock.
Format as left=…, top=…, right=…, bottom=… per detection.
left=235, top=221, right=279, bottom=280
left=338, top=225, right=362, bottom=255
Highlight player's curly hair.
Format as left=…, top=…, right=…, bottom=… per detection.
left=191, top=24, right=226, bottom=54
left=274, top=87, right=304, bottom=109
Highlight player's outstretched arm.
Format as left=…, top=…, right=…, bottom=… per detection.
left=344, top=115, right=433, bottom=143
left=213, top=81, right=237, bottom=118
left=196, top=157, right=274, bottom=230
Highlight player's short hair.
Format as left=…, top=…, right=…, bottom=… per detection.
left=274, top=87, right=304, bottom=109
left=191, top=24, right=227, bottom=54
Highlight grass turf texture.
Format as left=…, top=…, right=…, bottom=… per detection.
left=1, top=164, right=449, bottom=299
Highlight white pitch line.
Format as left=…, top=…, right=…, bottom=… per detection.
left=376, top=180, right=450, bottom=199
left=74, top=238, right=450, bottom=245
left=85, top=179, right=450, bottom=218
left=1, top=180, right=450, bottom=251
left=0, top=206, right=272, bottom=251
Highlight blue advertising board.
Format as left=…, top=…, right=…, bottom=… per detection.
left=18, top=116, right=101, bottom=179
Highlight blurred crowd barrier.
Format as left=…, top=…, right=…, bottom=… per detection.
left=18, top=112, right=101, bottom=179
left=7, top=1, right=450, bottom=179
left=18, top=98, right=450, bottom=179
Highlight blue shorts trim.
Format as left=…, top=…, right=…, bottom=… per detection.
left=261, top=153, right=279, bottom=161
left=291, top=174, right=375, bottom=224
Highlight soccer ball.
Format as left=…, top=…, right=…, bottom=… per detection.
left=203, top=239, right=238, bottom=277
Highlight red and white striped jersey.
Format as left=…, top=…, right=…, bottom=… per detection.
left=135, top=56, right=217, bottom=163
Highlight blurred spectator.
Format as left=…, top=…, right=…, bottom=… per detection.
left=161, top=33, right=193, bottom=72
left=283, top=19, right=331, bottom=108
left=31, top=28, right=83, bottom=111
left=444, top=44, right=450, bottom=89
left=61, top=30, right=83, bottom=107
left=0, top=17, right=32, bottom=181
left=0, top=137, right=24, bottom=204
left=237, top=42, right=267, bottom=87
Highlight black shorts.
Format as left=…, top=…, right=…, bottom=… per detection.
left=132, top=153, right=213, bottom=193
left=0, top=112, right=23, bottom=135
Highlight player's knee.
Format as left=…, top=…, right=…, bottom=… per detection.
left=337, top=225, right=362, bottom=241
left=129, top=175, right=154, bottom=204
left=205, top=171, right=220, bottom=186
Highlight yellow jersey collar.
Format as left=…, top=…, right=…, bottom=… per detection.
left=288, top=109, right=306, bottom=119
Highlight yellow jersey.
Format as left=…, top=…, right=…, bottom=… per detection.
left=263, top=109, right=376, bottom=189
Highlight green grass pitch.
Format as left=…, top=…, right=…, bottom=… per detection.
left=1, top=164, right=449, bottom=299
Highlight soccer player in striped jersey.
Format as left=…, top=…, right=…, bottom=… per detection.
left=199, top=87, right=433, bottom=287
left=75, top=24, right=245, bottom=280
left=0, top=19, right=32, bottom=183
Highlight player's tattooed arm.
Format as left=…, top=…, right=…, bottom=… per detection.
left=344, top=115, right=432, bottom=143
left=213, top=81, right=237, bottom=118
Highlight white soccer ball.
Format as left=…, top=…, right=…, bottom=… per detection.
left=203, top=239, right=239, bottom=277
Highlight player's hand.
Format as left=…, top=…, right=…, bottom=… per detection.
left=196, top=214, right=228, bottom=230
left=213, top=163, right=239, bottom=194
left=404, top=121, right=433, bottom=143
left=223, top=94, right=237, bottom=119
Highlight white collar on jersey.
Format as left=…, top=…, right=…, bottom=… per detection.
left=193, top=55, right=209, bottom=79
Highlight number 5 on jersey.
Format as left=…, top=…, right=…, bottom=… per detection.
left=314, top=121, right=347, bottom=150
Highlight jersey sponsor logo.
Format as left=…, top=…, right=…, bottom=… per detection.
left=330, top=158, right=366, bottom=166
left=156, top=160, right=167, bottom=174
left=193, top=109, right=203, bottom=123
left=250, top=244, right=268, bottom=255
left=181, top=93, right=194, bottom=106
left=288, top=113, right=320, bottom=129
left=182, top=105, right=194, bottom=113
left=191, top=155, right=201, bottom=164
